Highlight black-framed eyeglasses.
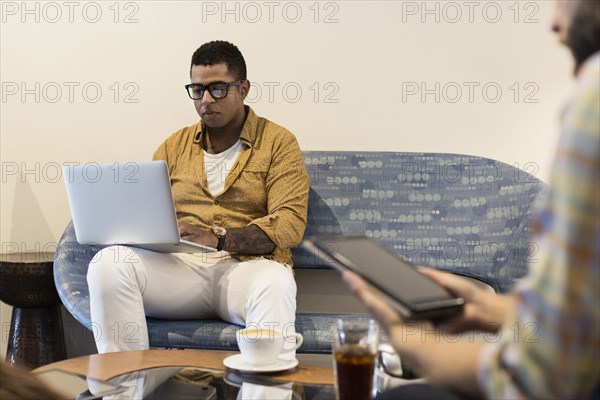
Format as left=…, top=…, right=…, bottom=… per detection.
left=184, top=80, right=243, bottom=100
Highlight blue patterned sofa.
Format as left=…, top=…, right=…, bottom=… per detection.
left=54, top=151, right=546, bottom=354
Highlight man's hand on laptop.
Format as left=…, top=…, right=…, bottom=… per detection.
left=179, top=222, right=219, bottom=248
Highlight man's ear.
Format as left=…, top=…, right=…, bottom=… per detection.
left=240, top=79, right=251, bottom=100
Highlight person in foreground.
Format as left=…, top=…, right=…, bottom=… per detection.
left=87, top=40, right=309, bottom=356
left=343, top=1, right=600, bottom=398
left=0, top=361, right=62, bottom=400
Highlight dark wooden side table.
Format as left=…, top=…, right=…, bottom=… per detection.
left=0, top=252, right=67, bottom=370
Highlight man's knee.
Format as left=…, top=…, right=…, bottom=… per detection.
left=253, top=260, right=296, bottom=294
left=87, top=245, right=137, bottom=286
left=90, top=245, right=142, bottom=267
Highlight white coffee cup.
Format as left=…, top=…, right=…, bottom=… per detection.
left=236, top=328, right=284, bottom=366
left=236, top=328, right=303, bottom=366
left=280, top=332, right=303, bottom=362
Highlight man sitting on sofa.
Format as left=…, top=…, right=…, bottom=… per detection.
left=87, top=40, right=309, bottom=358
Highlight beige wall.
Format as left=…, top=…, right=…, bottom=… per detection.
left=0, top=1, right=575, bottom=356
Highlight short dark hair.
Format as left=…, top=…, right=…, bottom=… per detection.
left=566, top=0, right=600, bottom=73
left=190, top=40, right=247, bottom=80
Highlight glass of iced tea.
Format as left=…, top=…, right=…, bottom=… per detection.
left=332, top=318, right=380, bottom=400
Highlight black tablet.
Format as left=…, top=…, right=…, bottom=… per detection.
left=303, top=236, right=464, bottom=321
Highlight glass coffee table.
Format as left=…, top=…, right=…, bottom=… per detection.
left=32, top=349, right=336, bottom=399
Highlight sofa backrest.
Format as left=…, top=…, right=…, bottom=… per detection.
left=292, top=151, right=547, bottom=293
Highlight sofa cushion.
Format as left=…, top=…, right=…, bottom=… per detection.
left=147, top=313, right=369, bottom=353
left=295, top=152, right=546, bottom=293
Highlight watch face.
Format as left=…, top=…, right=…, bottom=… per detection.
left=212, top=227, right=227, bottom=237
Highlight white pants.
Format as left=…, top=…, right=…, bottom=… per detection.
left=87, top=246, right=297, bottom=357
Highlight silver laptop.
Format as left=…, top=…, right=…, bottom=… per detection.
left=63, top=161, right=216, bottom=253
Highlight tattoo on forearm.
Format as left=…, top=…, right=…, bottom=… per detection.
left=226, top=225, right=276, bottom=255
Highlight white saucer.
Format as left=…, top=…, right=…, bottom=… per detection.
left=223, top=354, right=299, bottom=373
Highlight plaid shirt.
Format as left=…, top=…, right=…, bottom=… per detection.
left=479, top=52, right=600, bottom=399
left=153, top=106, right=309, bottom=266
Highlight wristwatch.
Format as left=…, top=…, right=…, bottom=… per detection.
left=211, top=226, right=227, bottom=251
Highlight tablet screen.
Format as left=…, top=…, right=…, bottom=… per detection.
left=310, top=236, right=463, bottom=318
left=331, top=237, right=451, bottom=302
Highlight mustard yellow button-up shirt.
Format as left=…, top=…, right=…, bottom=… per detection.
left=153, top=106, right=309, bottom=266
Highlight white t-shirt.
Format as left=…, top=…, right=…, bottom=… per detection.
left=203, top=139, right=244, bottom=196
